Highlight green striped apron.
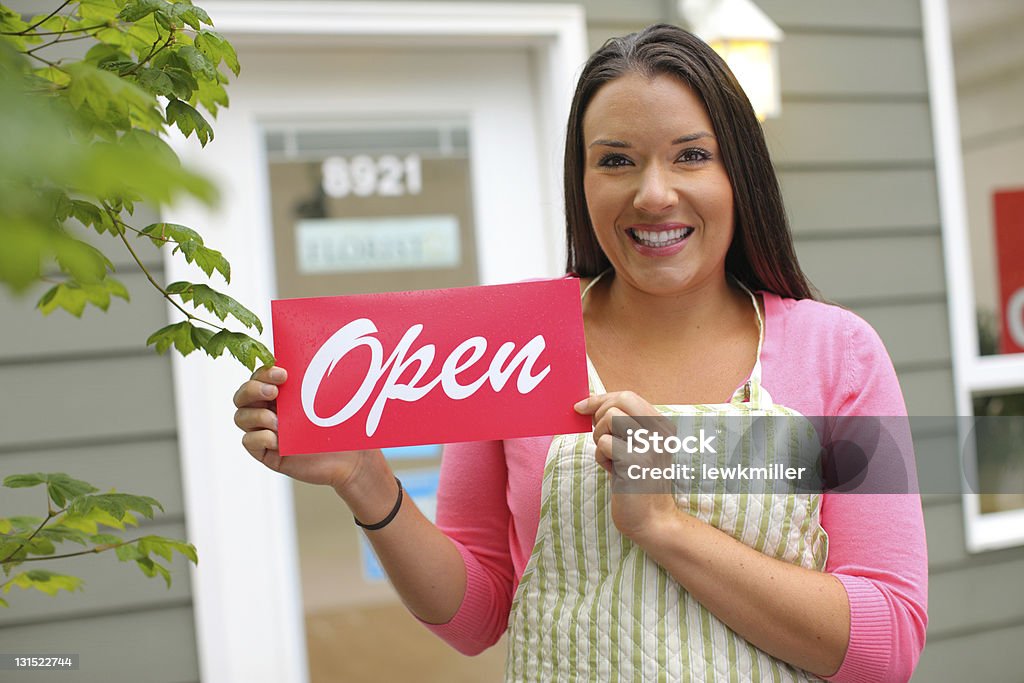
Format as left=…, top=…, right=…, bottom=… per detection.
left=506, top=278, right=828, bottom=682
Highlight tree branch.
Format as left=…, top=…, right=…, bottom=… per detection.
left=122, top=30, right=175, bottom=76
left=10, top=23, right=106, bottom=37
left=2, top=538, right=144, bottom=564
left=25, top=29, right=103, bottom=55
left=106, top=207, right=232, bottom=333
left=0, top=506, right=64, bottom=565
left=3, top=0, right=73, bottom=35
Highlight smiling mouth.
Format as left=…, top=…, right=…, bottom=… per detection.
left=627, top=227, right=694, bottom=248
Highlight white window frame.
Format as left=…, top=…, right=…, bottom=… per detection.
left=161, top=4, right=587, bottom=682
left=922, top=0, right=1024, bottom=552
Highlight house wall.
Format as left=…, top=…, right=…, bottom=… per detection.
left=916, top=2, right=1024, bottom=678
left=0, top=213, right=201, bottom=682
left=756, top=1, right=1024, bottom=678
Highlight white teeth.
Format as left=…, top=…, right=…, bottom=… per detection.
left=631, top=227, right=693, bottom=247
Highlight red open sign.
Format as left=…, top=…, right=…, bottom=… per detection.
left=271, top=279, right=591, bottom=455
left=996, top=189, right=1024, bottom=354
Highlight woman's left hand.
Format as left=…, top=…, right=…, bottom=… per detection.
left=574, top=392, right=682, bottom=543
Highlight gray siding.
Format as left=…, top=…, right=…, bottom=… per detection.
left=0, top=216, right=199, bottom=683
left=759, top=0, right=1024, bottom=679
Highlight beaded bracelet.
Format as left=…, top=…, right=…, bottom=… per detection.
left=353, top=476, right=403, bottom=531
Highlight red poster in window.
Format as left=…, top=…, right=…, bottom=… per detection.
left=996, top=189, right=1024, bottom=354
left=271, top=279, right=591, bottom=455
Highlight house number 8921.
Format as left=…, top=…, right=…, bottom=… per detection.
left=321, top=154, right=423, bottom=198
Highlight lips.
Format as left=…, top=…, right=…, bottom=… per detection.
left=627, top=225, right=695, bottom=248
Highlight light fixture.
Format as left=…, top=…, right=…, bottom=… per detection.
left=679, top=0, right=784, bottom=120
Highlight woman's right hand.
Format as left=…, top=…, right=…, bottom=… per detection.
left=232, top=365, right=381, bottom=496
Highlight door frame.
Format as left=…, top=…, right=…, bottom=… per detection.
left=162, top=4, right=586, bottom=682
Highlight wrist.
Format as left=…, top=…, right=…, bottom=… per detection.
left=332, top=451, right=397, bottom=522
left=633, top=506, right=696, bottom=559
left=354, top=477, right=403, bottom=530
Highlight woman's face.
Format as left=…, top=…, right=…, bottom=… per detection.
left=582, top=71, right=734, bottom=297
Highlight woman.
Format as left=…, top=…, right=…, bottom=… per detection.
left=233, top=24, right=927, bottom=682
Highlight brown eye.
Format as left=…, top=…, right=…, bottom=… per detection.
left=598, top=153, right=632, bottom=168
left=678, top=148, right=712, bottom=163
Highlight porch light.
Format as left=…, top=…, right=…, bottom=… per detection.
left=679, top=0, right=784, bottom=120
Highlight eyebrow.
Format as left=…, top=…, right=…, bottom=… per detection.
left=588, top=131, right=715, bottom=148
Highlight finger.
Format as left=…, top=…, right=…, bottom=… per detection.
left=595, top=433, right=616, bottom=474
left=595, top=391, right=656, bottom=422
left=573, top=393, right=605, bottom=416
left=233, top=378, right=279, bottom=408
left=242, top=429, right=279, bottom=460
left=594, top=406, right=645, bottom=445
left=252, top=365, right=288, bottom=384
left=234, top=407, right=278, bottom=432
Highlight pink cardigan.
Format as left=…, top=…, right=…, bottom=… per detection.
left=421, top=293, right=928, bottom=682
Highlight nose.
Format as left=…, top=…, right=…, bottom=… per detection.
left=633, top=163, right=678, bottom=215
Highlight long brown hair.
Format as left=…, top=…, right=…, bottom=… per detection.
left=564, top=24, right=817, bottom=300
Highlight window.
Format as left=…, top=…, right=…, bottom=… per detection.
left=926, top=0, right=1024, bottom=550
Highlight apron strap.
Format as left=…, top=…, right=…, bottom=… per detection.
left=581, top=270, right=611, bottom=395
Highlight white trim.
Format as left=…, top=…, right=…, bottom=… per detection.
left=165, top=4, right=587, bottom=682
left=922, top=0, right=1024, bottom=552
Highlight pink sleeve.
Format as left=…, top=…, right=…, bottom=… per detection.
left=822, top=311, right=928, bottom=683
left=417, top=439, right=515, bottom=655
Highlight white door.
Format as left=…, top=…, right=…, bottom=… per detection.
left=163, top=6, right=586, bottom=682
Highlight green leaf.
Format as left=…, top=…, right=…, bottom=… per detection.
left=136, top=557, right=172, bottom=587
left=0, top=519, right=11, bottom=535
left=162, top=64, right=198, bottom=100
left=37, top=277, right=130, bottom=317
left=165, top=97, right=213, bottom=145
left=153, top=7, right=181, bottom=32
left=205, top=330, right=275, bottom=371
left=137, top=535, right=198, bottom=564
left=60, top=506, right=132, bottom=534
left=137, top=66, right=175, bottom=96
left=115, top=535, right=196, bottom=587
left=118, top=0, right=165, bottom=23
left=53, top=237, right=115, bottom=283
left=0, top=6, right=29, bottom=31
left=139, top=221, right=203, bottom=247
left=25, top=537, right=55, bottom=557
left=0, top=222, right=46, bottom=292
left=85, top=43, right=131, bottom=69
left=38, top=527, right=90, bottom=547
left=190, top=324, right=215, bottom=350
left=146, top=320, right=201, bottom=356
left=194, top=29, right=240, bottom=77
left=5, top=517, right=44, bottom=533
left=33, top=66, right=71, bottom=88
left=180, top=242, right=231, bottom=282
left=79, top=0, right=123, bottom=23
left=171, top=3, right=212, bottom=31
left=3, top=473, right=49, bottom=490
left=174, top=45, right=217, bottom=81
left=65, top=62, right=159, bottom=127
left=190, top=72, right=228, bottom=117
left=5, top=570, right=84, bottom=597
left=165, top=282, right=260, bottom=331
left=69, top=493, right=162, bottom=523
left=69, top=199, right=119, bottom=235
left=44, top=473, right=101, bottom=509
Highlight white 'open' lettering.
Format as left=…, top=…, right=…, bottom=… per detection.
left=300, top=319, right=552, bottom=436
